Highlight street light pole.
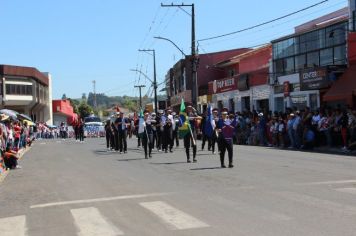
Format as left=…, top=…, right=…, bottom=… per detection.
left=138, top=49, right=158, bottom=114
left=161, top=3, right=198, bottom=108
left=134, top=85, right=146, bottom=109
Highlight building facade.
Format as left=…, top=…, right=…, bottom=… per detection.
left=209, top=45, right=272, bottom=113
left=0, top=65, right=53, bottom=124
left=271, top=8, right=351, bottom=111
left=52, top=99, right=78, bottom=126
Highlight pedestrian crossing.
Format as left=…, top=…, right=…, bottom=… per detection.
left=0, top=201, right=209, bottom=236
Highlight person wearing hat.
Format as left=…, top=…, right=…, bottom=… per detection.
left=117, top=112, right=129, bottom=153
left=141, top=112, right=154, bottom=159
left=105, top=119, right=114, bottom=151
left=217, top=108, right=234, bottom=168
left=184, top=103, right=198, bottom=163
left=211, top=108, right=220, bottom=154
left=150, top=112, right=157, bottom=149
left=163, top=108, right=174, bottom=153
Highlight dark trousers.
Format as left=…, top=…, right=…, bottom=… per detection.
left=106, top=132, right=111, bottom=148
left=119, top=131, right=127, bottom=152
left=173, top=130, right=179, bottom=147
left=74, top=128, right=79, bottom=140
left=114, top=131, right=119, bottom=151
left=201, top=134, right=211, bottom=150
left=4, top=157, right=18, bottom=169
left=79, top=130, right=84, bottom=142
left=184, top=132, right=197, bottom=161
left=142, top=133, right=153, bottom=158
left=157, top=130, right=162, bottom=150
left=162, top=127, right=173, bottom=152
left=220, top=139, right=233, bottom=167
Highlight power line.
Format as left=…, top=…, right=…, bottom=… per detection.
left=198, top=0, right=330, bottom=42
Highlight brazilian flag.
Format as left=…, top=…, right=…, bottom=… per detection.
left=178, top=99, right=190, bottom=138
left=138, top=109, right=145, bottom=138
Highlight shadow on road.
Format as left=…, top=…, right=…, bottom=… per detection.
left=117, top=158, right=146, bottom=162
left=190, top=167, right=222, bottom=171
left=150, top=161, right=187, bottom=165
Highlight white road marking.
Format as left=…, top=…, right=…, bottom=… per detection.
left=0, top=215, right=27, bottom=236
left=71, top=207, right=123, bottom=236
left=140, top=201, right=209, bottom=230
left=297, top=180, right=356, bottom=186
left=39, top=142, right=46, bottom=145
left=276, top=191, right=356, bottom=216
left=30, top=192, right=170, bottom=208
left=336, top=188, right=356, bottom=194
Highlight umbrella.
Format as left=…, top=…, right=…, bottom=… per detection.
left=23, top=119, right=35, bottom=126
left=17, top=113, right=33, bottom=121
left=0, top=109, right=18, bottom=119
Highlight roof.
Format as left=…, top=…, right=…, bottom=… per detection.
left=323, top=65, right=356, bottom=102
left=272, top=7, right=349, bottom=43
left=0, top=65, right=49, bottom=86
left=215, top=44, right=271, bottom=67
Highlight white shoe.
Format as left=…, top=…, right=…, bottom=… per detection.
left=15, top=165, right=22, bottom=169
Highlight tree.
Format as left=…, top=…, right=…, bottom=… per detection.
left=78, top=101, right=93, bottom=118
left=68, top=98, right=79, bottom=114
left=62, top=94, right=67, bottom=100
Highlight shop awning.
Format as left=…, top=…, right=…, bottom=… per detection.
left=323, top=65, right=356, bottom=103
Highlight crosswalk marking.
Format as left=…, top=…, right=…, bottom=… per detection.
left=336, top=187, right=356, bottom=194
left=140, top=201, right=209, bottom=230
left=71, top=207, right=124, bottom=236
left=0, top=215, right=27, bottom=236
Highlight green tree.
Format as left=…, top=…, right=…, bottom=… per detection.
left=68, top=98, right=79, bottom=114
left=82, top=93, right=87, bottom=102
left=78, top=102, right=93, bottom=118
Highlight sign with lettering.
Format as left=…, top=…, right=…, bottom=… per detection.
left=283, top=81, right=290, bottom=97
left=209, top=77, right=237, bottom=94
left=300, top=68, right=330, bottom=90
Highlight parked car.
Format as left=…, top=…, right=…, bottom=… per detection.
left=84, top=116, right=105, bottom=137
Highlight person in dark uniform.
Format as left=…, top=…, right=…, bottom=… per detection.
left=184, top=103, right=197, bottom=163
left=142, top=111, right=154, bottom=159
left=217, top=108, right=234, bottom=168
left=150, top=112, right=157, bottom=149
left=172, top=112, right=180, bottom=147
left=73, top=118, right=79, bottom=142
left=117, top=112, right=128, bottom=153
left=163, top=108, right=174, bottom=153
left=201, top=110, right=211, bottom=151
left=156, top=110, right=164, bottom=151
left=78, top=118, right=85, bottom=143
left=112, top=112, right=120, bottom=152
left=105, top=119, right=113, bottom=150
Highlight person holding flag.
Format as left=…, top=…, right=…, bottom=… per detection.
left=179, top=99, right=197, bottom=163
left=138, top=110, right=153, bottom=159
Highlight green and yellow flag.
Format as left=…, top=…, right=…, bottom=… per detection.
left=178, top=98, right=190, bottom=138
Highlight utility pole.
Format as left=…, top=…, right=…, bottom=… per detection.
left=134, top=85, right=146, bottom=109
left=161, top=3, right=198, bottom=108
left=138, top=49, right=158, bottom=114
left=92, top=80, right=97, bottom=110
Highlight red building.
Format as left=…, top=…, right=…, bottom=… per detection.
left=52, top=99, right=78, bottom=126
left=209, top=45, right=272, bottom=112
left=166, top=48, right=251, bottom=112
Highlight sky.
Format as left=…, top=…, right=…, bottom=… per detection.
left=0, top=0, right=349, bottom=99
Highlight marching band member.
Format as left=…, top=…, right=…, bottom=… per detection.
left=163, top=108, right=174, bottom=153
left=211, top=108, right=219, bottom=154
left=184, top=103, right=198, bottom=163
left=173, top=112, right=180, bottom=147
left=117, top=112, right=129, bottom=154
left=217, top=108, right=235, bottom=168
left=142, top=111, right=153, bottom=159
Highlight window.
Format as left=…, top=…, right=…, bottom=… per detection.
left=320, top=48, right=333, bottom=66
left=295, top=54, right=306, bottom=70
left=326, top=23, right=347, bottom=47
left=306, top=31, right=319, bottom=51
left=284, top=57, right=295, bottom=73
left=274, top=59, right=284, bottom=74
left=334, top=45, right=346, bottom=65
left=307, top=51, right=319, bottom=67
left=5, top=84, right=33, bottom=95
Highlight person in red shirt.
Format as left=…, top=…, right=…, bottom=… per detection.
left=13, top=121, right=22, bottom=151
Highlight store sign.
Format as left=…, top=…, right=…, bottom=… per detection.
left=291, top=95, right=307, bottom=104
left=300, top=68, right=330, bottom=90
left=211, top=77, right=237, bottom=94
left=283, top=81, right=290, bottom=97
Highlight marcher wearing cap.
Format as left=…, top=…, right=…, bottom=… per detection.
left=217, top=108, right=234, bottom=168
left=172, top=111, right=180, bottom=147
left=211, top=108, right=220, bottom=154
left=184, top=103, right=198, bottom=163
left=142, top=111, right=154, bottom=159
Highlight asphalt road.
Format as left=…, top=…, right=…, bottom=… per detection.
left=1, top=137, right=356, bottom=236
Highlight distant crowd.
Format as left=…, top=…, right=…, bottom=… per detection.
left=202, top=106, right=356, bottom=152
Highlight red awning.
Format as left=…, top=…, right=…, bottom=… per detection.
left=323, top=65, right=356, bottom=103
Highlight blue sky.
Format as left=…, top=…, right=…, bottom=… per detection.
left=0, top=0, right=348, bottom=99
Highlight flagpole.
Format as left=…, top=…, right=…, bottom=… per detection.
left=188, top=123, right=196, bottom=146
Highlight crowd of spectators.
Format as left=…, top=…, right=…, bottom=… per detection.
left=0, top=114, right=35, bottom=172
left=228, top=106, right=356, bottom=152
